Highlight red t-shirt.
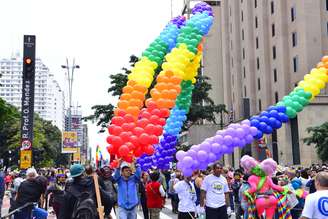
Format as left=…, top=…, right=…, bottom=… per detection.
left=146, top=181, right=163, bottom=208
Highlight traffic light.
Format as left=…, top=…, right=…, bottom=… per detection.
left=24, top=56, right=34, bottom=78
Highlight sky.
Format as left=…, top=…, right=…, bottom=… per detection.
left=0, top=0, right=189, bottom=159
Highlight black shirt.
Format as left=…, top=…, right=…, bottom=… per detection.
left=15, top=178, right=45, bottom=208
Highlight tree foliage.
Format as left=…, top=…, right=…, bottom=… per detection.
left=0, top=98, right=68, bottom=168
left=85, top=55, right=228, bottom=133
left=303, top=122, right=328, bottom=162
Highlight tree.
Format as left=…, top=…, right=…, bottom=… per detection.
left=85, top=55, right=227, bottom=133
left=303, top=122, right=328, bottom=162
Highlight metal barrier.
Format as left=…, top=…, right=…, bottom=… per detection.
left=1, top=202, right=37, bottom=219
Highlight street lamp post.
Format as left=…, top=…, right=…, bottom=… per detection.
left=61, top=58, right=80, bottom=131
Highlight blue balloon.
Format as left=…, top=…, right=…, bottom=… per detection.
left=254, top=130, right=263, bottom=139
left=258, top=122, right=267, bottom=132
left=276, top=105, right=287, bottom=113
left=260, top=116, right=270, bottom=124
left=278, top=112, right=289, bottom=123
left=266, top=105, right=276, bottom=112
left=264, top=125, right=273, bottom=134
left=250, top=119, right=260, bottom=128
left=260, top=111, right=270, bottom=118
left=268, top=117, right=277, bottom=127
left=269, top=110, right=280, bottom=119
left=274, top=120, right=282, bottom=129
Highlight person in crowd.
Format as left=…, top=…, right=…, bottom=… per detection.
left=0, top=167, right=5, bottom=218
left=290, top=178, right=308, bottom=219
left=168, top=171, right=181, bottom=214
left=306, top=169, right=317, bottom=194
left=231, top=171, right=243, bottom=219
left=99, top=166, right=117, bottom=219
left=301, top=171, right=328, bottom=219
left=45, top=172, right=66, bottom=217
left=9, top=171, right=24, bottom=208
left=200, top=162, right=231, bottom=219
left=299, top=169, right=310, bottom=188
left=5, top=172, right=13, bottom=190
left=146, top=171, right=166, bottom=219
left=174, top=175, right=197, bottom=219
left=12, top=168, right=47, bottom=218
left=193, top=170, right=204, bottom=207
left=113, top=159, right=141, bottom=219
left=238, top=173, right=250, bottom=219
left=85, top=164, right=94, bottom=176
left=139, top=171, right=149, bottom=219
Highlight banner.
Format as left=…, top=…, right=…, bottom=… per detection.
left=20, top=150, right=32, bottom=169
left=73, top=148, right=81, bottom=162
left=62, top=131, right=78, bottom=153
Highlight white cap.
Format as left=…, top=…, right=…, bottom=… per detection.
left=120, top=162, right=130, bottom=169
left=26, top=168, right=37, bottom=178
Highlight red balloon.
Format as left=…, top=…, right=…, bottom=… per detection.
left=107, top=125, right=115, bottom=134
left=144, top=145, right=155, bottom=155
left=150, top=115, right=160, bottom=124
left=123, top=154, right=133, bottom=163
left=145, top=124, right=155, bottom=135
left=133, top=147, right=143, bottom=157
left=129, top=135, right=140, bottom=147
left=151, top=109, right=161, bottom=117
left=160, top=108, right=170, bottom=118
left=153, top=125, right=163, bottom=136
left=112, top=136, right=123, bottom=147
left=128, top=122, right=136, bottom=131
left=137, top=118, right=149, bottom=129
left=139, top=133, right=150, bottom=145
left=145, top=99, right=157, bottom=110
left=126, top=142, right=135, bottom=151
left=124, top=114, right=135, bottom=123
left=158, top=118, right=166, bottom=126
left=106, top=135, right=114, bottom=144
left=149, top=135, right=159, bottom=144
left=121, top=123, right=131, bottom=131
left=111, top=126, right=123, bottom=136
left=119, top=132, right=130, bottom=142
left=111, top=116, right=125, bottom=126
left=110, top=160, right=119, bottom=168
left=115, top=109, right=127, bottom=117
left=118, top=145, right=129, bottom=157
left=141, top=111, right=152, bottom=119
left=107, top=144, right=118, bottom=155
left=133, top=127, right=144, bottom=137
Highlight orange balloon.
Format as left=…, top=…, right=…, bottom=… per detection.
left=126, top=106, right=140, bottom=117
left=170, top=76, right=182, bottom=85
left=173, top=85, right=181, bottom=93
left=131, top=90, right=145, bottom=101
left=324, top=62, right=328, bottom=69
left=121, top=93, right=132, bottom=101
left=168, top=89, right=178, bottom=99
left=133, top=84, right=147, bottom=93
left=151, top=90, right=162, bottom=100
left=127, top=80, right=137, bottom=86
left=145, top=99, right=157, bottom=109
left=161, top=90, right=170, bottom=99
left=165, top=70, right=174, bottom=77
left=165, top=99, right=175, bottom=108
left=197, top=43, right=203, bottom=52
left=129, top=99, right=143, bottom=108
left=156, top=82, right=169, bottom=91
left=156, top=74, right=169, bottom=83
left=321, top=56, right=328, bottom=63
left=122, top=85, right=133, bottom=93
left=156, top=98, right=166, bottom=108
left=118, top=100, right=129, bottom=109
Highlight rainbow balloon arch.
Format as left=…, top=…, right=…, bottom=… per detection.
left=105, top=2, right=328, bottom=175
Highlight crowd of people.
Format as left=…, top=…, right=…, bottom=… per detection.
left=0, top=160, right=328, bottom=219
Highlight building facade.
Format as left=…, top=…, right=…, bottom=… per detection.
left=0, top=54, right=65, bottom=130
left=186, top=0, right=328, bottom=167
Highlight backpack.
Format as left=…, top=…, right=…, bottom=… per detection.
left=69, top=186, right=99, bottom=219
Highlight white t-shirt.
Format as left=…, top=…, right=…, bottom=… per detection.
left=301, top=190, right=328, bottom=219
left=174, top=180, right=197, bottom=213
left=201, top=174, right=229, bottom=208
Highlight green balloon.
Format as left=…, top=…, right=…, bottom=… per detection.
left=286, top=107, right=297, bottom=118
left=292, top=101, right=303, bottom=112
left=298, top=97, right=309, bottom=106
left=282, top=95, right=292, bottom=102
left=283, top=99, right=293, bottom=107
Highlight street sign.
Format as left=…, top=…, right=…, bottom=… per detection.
left=20, top=150, right=32, bottom=169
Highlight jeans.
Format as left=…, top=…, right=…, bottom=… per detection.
left=205, top=205, right=228, bottom=219
left=118, top=206, right=137, bottom=219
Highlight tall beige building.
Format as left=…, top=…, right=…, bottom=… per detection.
left=189, top=0, right=328, bottom=167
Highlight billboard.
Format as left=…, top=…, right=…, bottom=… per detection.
left=73, top=148, right=81, bottom=162
left=20, top=150, right=32, bottom=169
left=62, top=131, right=78, bottom=153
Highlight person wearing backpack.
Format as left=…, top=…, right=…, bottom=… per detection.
left=99, top=166, right=117, bottom=219
left=146, top=171, right=166, bottom=219
left=113, top=159, right=141, bottom=219
left=59, top=164, right=111, bottom=219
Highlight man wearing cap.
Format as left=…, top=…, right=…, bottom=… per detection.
left=301, top=171, right=328, bottom=219
left=113, top=159, right=141, bottom=219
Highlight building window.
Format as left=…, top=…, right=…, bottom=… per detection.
left=326, top=0, right=328, bottom=11
left=255, top=0, right=257, bottom=8
left=272, top=24, right=275, bottom=37
left=255, top=16, right=258, bottom=28
left=241, top=11, right=244, bottom=21
left=256, top=37, right=259, bottom=49
left=243, top=67, right=246, bottom=78
left=230, top=23, right=232, bottom=33
left=243, top=48, right=245, bottom=59
left=291, top=7, right=296, bottom=22
left=230, top=7, right=232, bottom=16
left=292, top=32, right=297, bottom=47
left=231, top=40, right=233, bottom=50
left=271, top=1, right=274, bottom=14
left=274, top=68, right=277, bottom=82
left=259, top=99, right=262, bottom=111
left=293, top=56, right=298, bottom=72
left=273, top=46, right=276, bottom=59
left=257, top=78, right=261, bottom=90
left=257, top=57, right=260, bottom=70
left=244, top=86, right=247, bottom=97
left=242, top=29, right=244, bottom=40
left=275, top=92, right=279, bottom=103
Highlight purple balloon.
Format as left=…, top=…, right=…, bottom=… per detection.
left=183, top=168, right=193, bottom=177
left=220, top=145, right=230, bottom=153
left=192, top=160, right=200, bottom=169
left=239, top=139, right=246, bottom=147
left=176, top=150, right=186, bottom=161
left=191, top=145, right=200, bottom=152
left=200, top=142, right=211, bottom=152
left=197, top=150, right=208, bottom=162
left=224, top=135, right=233, bottom=146
left=176, top=161, right=183, bottom=170
left=225, top=128, right=236, bottom=137
left=241, top=119, right=251, bottom=126
left=208, top=152, right=217, bottom=163
left=236, top=128, right=245, bottom=138
left=216, top=130, right=225, bottom=136
left=250, top=127, right=258, bottom=136
left=232, top=137, right=241, bottom=147
left=213, top=135, right=224, bottom=145
left=199, top=162, right=208, bottom=171
left=182, top=156, right=193, bottom=168
left=187, top=149, right=197, bottom=159
left=211, top=143, right=221, bottom=154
